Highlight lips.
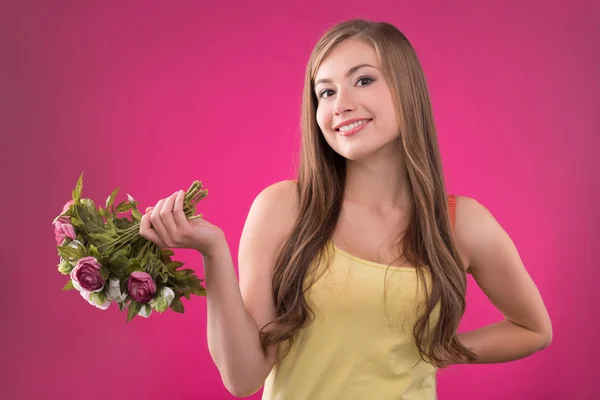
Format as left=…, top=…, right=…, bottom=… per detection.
left=336, top=119, right=371, bottom=137
left=334, top=118, right=372, bottom=132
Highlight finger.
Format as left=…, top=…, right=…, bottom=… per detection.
left=139, top=213, right=167, bottom=248
left=150, top=199, right=168, bottom=243
left=173, top=190, right=188, bottom=229
left=145, top=206, right=154, bottom=213
left=160, top=192, right=179, bottom=238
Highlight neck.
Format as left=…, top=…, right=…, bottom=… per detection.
left=342, top=153, right=412, bottom=213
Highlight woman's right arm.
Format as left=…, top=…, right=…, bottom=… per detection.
left=204, top=180, right=299, bottom=397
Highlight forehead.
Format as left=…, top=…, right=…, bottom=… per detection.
left=314, top=38, right=379, bottom=81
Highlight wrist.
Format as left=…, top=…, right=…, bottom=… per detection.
left=197, top=231, right=228, bottom=260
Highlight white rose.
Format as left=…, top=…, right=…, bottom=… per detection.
left=150, top=287, right=175, bottom=313
left=138, top=304, right=152, bottom=318
left=106, top=278, right=128, bottom=303
left=81, top=291, right=110, bottom=310
left=162, top=287, right=175, bottom=305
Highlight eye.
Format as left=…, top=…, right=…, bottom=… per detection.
left=356, top=76, right=374, bottom=87
left=319, top=89, right=335, bottom=99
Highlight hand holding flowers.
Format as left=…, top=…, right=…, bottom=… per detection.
left=53, top=172, right=209, bottom=321
left=140, top=190, right=225, bottom=256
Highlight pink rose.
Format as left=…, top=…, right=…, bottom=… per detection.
left=70, top=256, right=105, bottom=293
left=53, top=200, right=76, bottom=245
left=127, top=272, right=157, bottom=303
left=54, top=217, right=76, bottom=245
left=60, top=200, right=75, bottom=215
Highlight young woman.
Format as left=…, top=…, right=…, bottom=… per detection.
left=139, top=19, right=552, bottom=400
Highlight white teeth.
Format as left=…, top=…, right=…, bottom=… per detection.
left=338, top=120, right=369, bottom=132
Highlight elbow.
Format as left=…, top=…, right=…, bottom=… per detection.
left=226, top=386, right=248, bottom=398
left=223, top=380, right=247, bottom=398
left=225, top=384, right=260, bottom=398
left=538, top=327, right=553, bottom=351
left=542, top=332, right=552, bottom=350
left=222, top=374, right=262, bottom=398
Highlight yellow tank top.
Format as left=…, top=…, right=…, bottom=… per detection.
left=262, top=241, right=443, bottom=400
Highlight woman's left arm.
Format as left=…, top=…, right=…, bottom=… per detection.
left=451, top=196, right=553, bottom=365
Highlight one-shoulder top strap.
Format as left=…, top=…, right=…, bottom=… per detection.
left=448, top=194, right=457, bottom=233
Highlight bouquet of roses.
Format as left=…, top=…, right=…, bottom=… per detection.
left=53, top=172, right=207, bottom=321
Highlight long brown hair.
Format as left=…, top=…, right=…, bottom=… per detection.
left=259, top=19, right=479, bottom=368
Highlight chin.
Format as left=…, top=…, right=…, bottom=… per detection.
left=334, top=148, right=371, bottom=161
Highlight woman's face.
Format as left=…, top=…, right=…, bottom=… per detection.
left=314, top=38, right=400, bottom=161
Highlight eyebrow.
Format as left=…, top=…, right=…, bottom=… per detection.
left=314, top=64, right=377, bottom=88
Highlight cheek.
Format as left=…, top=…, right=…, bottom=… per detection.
left=377, top=90, right=399, bottom=132
left=315, top=105, right=331, bottom=133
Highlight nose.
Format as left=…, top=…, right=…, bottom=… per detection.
left=332, top=88, right=356, bottom=116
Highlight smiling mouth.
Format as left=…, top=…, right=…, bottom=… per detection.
left=335, top=119, right=372, bottom=133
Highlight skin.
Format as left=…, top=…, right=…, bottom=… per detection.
left=141, top=37, right=552, bottom=366
left=139, top=190, right=224, bottom=256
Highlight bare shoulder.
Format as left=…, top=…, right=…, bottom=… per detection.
left=453, top=195, right=500, bottom=274
left=255, top=180, right=299, bottom=224
left=239, top=178, right=300, bottom=288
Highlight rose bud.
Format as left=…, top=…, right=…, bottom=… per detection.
left=53, top=217, right=76, bottom=246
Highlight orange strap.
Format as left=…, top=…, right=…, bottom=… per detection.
left=448, top=194, right=456, bottom=233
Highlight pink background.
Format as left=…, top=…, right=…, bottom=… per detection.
left=2, top=0, right=598, bottom=399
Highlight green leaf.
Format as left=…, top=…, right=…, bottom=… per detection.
left=70, top=213, right=84, bottom=228
left=120, top=279, right=128, bottom=295
left=72, top=172, right=84, bottom=203
left=145, top=253, right=167, bottom=277
left=170, top=297, right=184, bottom=313
left=106, top=187, right=120, bottom=210
left=98, top=206, right=108, bottom=221
left=188, top=286, right=206, bottom=296
left=107, top=253, right=130, bottom=276
left=57, top=259, right=74, bottom=275
left=113, top=217, right=137, bottom=230
left=115, top=200, right=134, bottom=214
left=129, top=258, right=141, bottom=270
left=127, top=300, right=142, bottom=322
left=57, top=244, right=85, bottom=262
left=88, top=232, right=115, bottom=243
left=99, top=264, right=110, bottom=280
left=90, top=291, right=107, bottom=305
left=111, top=245, right=131, bottom=264
left=88, top=244, right=99, bottom=258
left=62, top=280, right=75, bottom=291
left=118, top=302, right=125, bottom=312
left=166, top=261, right=185, bottom=273
left=72, top=200, right=118, bottom=249
left=154, top=297, right=168, bottom=313
left=127, top=257, right=143, bottom=274
left=161, top=249, right=175, bottom=258
left=173, top=268, right=195, bottom=278
left=79, top=200, right=107, bottom=230
left=131, top=208, right=142, bottom=222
